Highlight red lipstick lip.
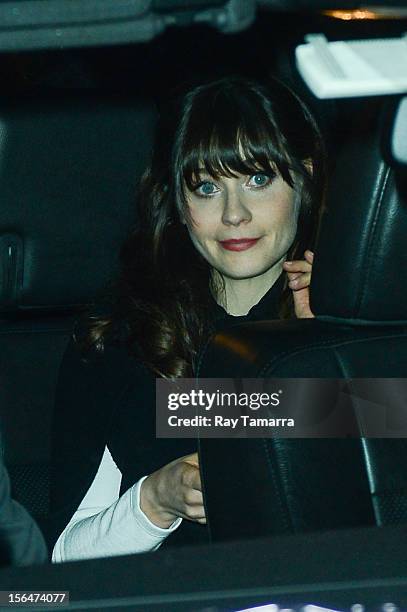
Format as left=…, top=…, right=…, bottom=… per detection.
left=219, top=238, right=260, bottom=252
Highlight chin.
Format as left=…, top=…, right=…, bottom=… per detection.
left=220, top=263, right=276, bottom=281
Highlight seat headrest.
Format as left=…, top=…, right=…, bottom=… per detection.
left=0, top=94, right=156, bottom=313
left=385, top=96, right=407, bottom=167
left=311, top=103, right=407, bottom=324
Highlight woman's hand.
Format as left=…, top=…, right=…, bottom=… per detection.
left=283, top=250, right=315, bottom=319
left=140, top=452, right=206, bottom=529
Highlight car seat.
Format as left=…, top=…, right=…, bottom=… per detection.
left=0, top=94, right=155, bottom=545
left=197, top=97, right=407, bottom=542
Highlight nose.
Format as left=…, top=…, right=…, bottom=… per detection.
left=221, top=189, right=252, bottom=227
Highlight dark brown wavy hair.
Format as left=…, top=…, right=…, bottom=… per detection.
left=79, top=76, right=326, bottom=377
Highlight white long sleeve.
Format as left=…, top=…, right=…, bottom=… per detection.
left=52, top=445, right=182, bottom=562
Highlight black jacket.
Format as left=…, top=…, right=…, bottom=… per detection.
left=49, top=276, right=284, bottom=553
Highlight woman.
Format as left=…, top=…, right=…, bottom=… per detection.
left=50, top=76, right=325, bottom=562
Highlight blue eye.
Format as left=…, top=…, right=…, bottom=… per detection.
left=248, top=173, right=272, bottom=187
left=194, top=181, right=218, bottom=197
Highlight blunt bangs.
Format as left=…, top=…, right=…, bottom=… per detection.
left=174, top=81, right=300, bottom=208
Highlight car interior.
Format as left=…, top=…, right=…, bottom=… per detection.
left=0, top=1, right=407, bottom=611
left=199, top=94, right=407, bottom=541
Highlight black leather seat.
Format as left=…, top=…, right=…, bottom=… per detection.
left=0, top=94, right=155, bottom=545
left=198, top=98, right=407, bottom=542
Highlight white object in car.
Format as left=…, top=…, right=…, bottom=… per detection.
left=296, top=34, right=407, bottom=99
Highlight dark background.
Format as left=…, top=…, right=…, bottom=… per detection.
left=0, top=9, right=405, bottom=98
left=0, top=8, right=404, bottom=167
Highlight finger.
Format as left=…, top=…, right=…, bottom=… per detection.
left=288, top=272, right=311, bottom=290
left=286, top=271, right=303, bottom=281
left=197, top=517, right=207, bottom=525
left=184, top=488, right=203, bottom=506
left=174, top=507, right=206, bottom=522
left=292, top=287, right=314, bottom=319
left=182, top=452, right=199, bottom=468
left=182, top=463, right=202, bottom=491
left=283, top=260, right=312, bottom=274
left=304, top=250, right=314, bottom=263
left=184, top=504, right=206, bottom=521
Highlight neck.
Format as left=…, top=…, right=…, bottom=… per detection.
left=214, top=258, right=284, bottom=316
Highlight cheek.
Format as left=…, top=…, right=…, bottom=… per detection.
left=185, top=208, right=215, bottom=242
left=282, top=210, right=299, bottom=248
left=185, top=216, right=201, bottom=241
left=185, top=218, right=208, bottom=255
left=282, top=206, right=299, bottom=238
left=264, top=191, right=298, bottom=239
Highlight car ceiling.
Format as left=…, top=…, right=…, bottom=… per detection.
left=0, top=0, right=406, bottom=52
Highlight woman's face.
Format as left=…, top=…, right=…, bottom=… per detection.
left=183, top=170, right=299, bottom=281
